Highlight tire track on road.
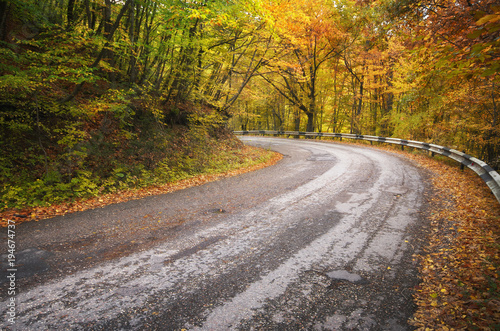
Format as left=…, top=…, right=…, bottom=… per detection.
left=1, top=137, right=429, bottom=330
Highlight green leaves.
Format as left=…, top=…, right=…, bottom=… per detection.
left=476, top=13, right=500, bottom=26
left=467, top=28, right=486, bottom=39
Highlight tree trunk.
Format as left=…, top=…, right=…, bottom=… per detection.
left=381, top=64, right=394, bottom=136
left=67, top=0, right=76, bottom=29
left=0, top=0, right=9, bottom=42
left=357, top=80, right=364, bottom=116
left=294, top=109, right=301, bottom=131
left=84, top=0, right=92, bottom=29
left=306, top=112, right=314, bottom=132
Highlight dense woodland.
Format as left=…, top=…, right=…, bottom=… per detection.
left=0, top=0, right=499, bottom=209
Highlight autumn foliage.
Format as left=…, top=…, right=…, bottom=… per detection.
left=0, top=0, right=273, bottom=210
left=1, top=0, right=498, bottom=207
left=409, top=154, right=500, bottom=329
left=0, top=0, right=499, bottom=328
left=229, top=0, right=499, bottom=169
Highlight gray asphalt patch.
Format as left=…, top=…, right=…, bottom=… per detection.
left=0, top=248, right=53, bottom=283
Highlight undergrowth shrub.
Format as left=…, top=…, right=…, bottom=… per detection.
left=0, top=98, right=243, bottom=210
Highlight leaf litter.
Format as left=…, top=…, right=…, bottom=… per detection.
left=373, top=143, right=500, bottom=330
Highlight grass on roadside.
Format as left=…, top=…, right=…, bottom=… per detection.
left=0, top=145, right=281, bottom=228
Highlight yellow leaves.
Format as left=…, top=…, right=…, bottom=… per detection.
left=187, top=8, right=211, bottom=21
left=188, top=9, right=202, bottom=20
left=210, top=13, right=231, bottom=28
left=264, top=0, right=343, bottom=47
left=476, top=13, right=500, bottom=26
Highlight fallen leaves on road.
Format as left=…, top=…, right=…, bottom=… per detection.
left=380, top=146, right=500, bottom=330
left=333, top=139, right=500, bottom=329
left=0, top=146, right=282, bottom=228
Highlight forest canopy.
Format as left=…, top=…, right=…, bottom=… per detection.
left=0, top=0, right=499, bottom=209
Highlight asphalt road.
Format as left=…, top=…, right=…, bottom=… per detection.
left=1, top=136, right=431, bottom=330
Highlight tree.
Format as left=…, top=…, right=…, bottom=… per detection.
left=381, top=0, right=499, bottom=166
left=256, top=0, right=358, bottom=132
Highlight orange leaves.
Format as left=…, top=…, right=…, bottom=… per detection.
left=263, top=0, right=343, bottom=48
left=357, top=142, right=500, bottom=328
left=402, top=152, right=500, bottom=329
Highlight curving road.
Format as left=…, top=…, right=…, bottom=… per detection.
left=1, top=137, right=430, bottom=330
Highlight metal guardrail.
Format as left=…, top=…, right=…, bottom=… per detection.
left=234, top=130, right=500, bottom=204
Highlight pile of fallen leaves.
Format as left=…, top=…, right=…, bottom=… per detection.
left=405, top=153, right=500, bottom=330
left=0, top=146, right=282, bottom=228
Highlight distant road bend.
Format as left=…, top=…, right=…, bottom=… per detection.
left=2, top=136, right=430, bottom=330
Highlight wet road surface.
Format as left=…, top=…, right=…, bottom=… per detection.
left=1, top=137, right=430, bottom=330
